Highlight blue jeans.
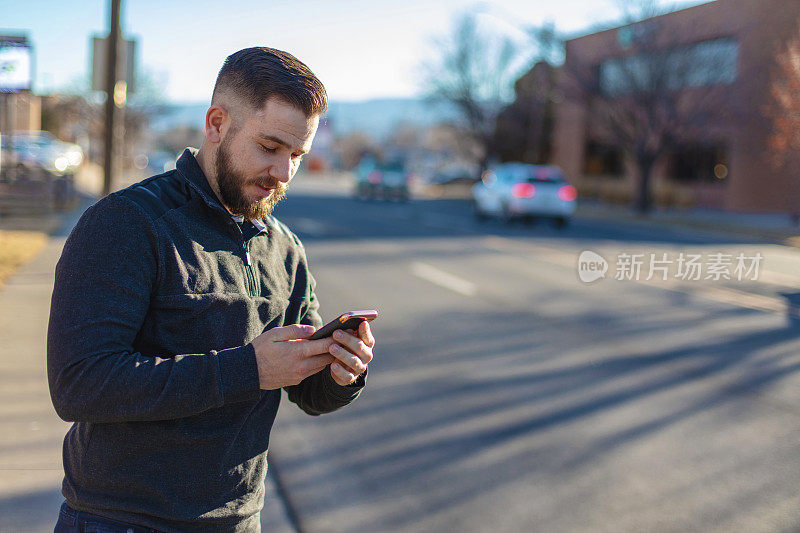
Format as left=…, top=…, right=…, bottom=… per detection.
left=54, top=501, right=161, bottom=533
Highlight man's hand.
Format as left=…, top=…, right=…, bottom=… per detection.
left=251, top=324, right=335, bottom=390
left=328, top=320, right=375, bottom=386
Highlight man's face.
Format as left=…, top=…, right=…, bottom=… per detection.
left=213, top=97, right=319, bottom=219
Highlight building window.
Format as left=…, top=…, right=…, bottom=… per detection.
left=600, top=38, right=739, bottom=96
left=668, top=144, right=729, bottom=184
left=584, top=141, right=624, bottom=177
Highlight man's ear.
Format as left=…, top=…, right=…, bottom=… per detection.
left=204, top=104, right=228, bottom=144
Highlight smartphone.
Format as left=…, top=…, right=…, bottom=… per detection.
left=308, top=310, right=378, bottom=340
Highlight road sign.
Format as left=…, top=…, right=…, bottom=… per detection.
left=91, top=36, right=136, bottom=93
left=0, top=36, right=32, bottom=93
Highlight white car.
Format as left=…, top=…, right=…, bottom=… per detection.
left=472, top=163, right=577, bottom=227
left=4, top=131, right=83, bottom=175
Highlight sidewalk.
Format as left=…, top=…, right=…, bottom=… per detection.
left=0, top=201, right=88, bottom=531
left=577, top=200, right=800, bottom=246
left=0, top=175, right=296, bottom=532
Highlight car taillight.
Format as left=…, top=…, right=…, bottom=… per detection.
left=511, top=183, right=536, bottom=199
left=368, top=170, right=383, bottom=184
left=558, top=185, right=577, bottom=202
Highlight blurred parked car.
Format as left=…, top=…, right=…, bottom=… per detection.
left=1, top=130, right=83, bottom=177
left=472, top=163, right=577, bottom=227
left=354, top=157, right=410, bottom=201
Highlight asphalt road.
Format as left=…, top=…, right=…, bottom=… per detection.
left=3, top=173, right=800, bottom=532
left=267, top=175, right=800, bottom=532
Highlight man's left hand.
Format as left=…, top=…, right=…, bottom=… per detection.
left=328, top=320, right=374, bottom=386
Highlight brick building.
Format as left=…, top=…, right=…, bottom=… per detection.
left=551, top=0, right=800, bottom=212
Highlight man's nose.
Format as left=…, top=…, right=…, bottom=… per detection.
left=270, top=157, right=292, bottom=183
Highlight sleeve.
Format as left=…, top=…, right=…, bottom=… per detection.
left=47, top=194, right=261, bottom=424
left=283, top=253, right=366, bottom=416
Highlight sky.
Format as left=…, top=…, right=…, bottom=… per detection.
left=0, top=0, right=711, bottom=103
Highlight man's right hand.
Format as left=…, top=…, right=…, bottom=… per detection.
left=250, top=324, right=335, bottom=390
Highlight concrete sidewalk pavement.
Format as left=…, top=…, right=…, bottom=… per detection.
left=0, top=196, right=296, bottom=532
left=0, top=202, right=82, bottom=532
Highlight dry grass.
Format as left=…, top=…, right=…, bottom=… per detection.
left=0, top=230, right=49, bottom=289
left=0, top=209, right=60, bottom=289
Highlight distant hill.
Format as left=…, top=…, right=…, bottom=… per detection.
left=149, top=103, right=208, bottom=133
left=151, top=97, right=460, bottom=139
left=325, top=98, right=459, bottom=138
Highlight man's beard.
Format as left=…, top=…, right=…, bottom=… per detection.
left=214, top=135, right=287, bottom=219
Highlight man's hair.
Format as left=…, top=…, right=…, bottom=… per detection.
left=212, top=47, right=327, bottom=117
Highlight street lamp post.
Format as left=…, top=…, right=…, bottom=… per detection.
left=102, top=0, right=122, bottom=196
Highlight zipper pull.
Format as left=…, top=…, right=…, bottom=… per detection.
left=245, top=250, right=252, bottom=266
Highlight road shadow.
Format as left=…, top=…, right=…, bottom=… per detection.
left=273, top=294, right=800, bottom=531
left=0, top=487, right=63, bottom=532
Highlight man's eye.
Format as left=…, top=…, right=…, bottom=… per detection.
left=260, top=145, right=276, bottom=153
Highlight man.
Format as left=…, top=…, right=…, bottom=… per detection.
left=48, top=47, right=374, bottom=532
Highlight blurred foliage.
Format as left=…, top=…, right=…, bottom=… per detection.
left=40, top=69, right=168, bottom=163
left=491, top=16, right=569, bottom=165
left=526, top=20, right=565, bottom=67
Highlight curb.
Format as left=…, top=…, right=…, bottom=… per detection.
left=576, top=207, right=800, bottom=248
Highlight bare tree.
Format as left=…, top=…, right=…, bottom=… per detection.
left=420, top=12, right=521, bottom=171
left=562, top=0, right=738, bottom=213
left=154, top=125, right=204, bottom=157
left=493, top=61, right=557, bottom=164
left=528, top=20, right=566, bottom=67
left=42, top=70, right=168, bottom=166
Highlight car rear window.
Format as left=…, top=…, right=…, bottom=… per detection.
left=496, top=166, right=565, bottom=183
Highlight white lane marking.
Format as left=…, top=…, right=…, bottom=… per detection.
left=482, top=236, right=575, bottom=267
left=411, top=262, right=477, bottom=297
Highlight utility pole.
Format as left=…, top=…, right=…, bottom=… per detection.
left=102, top=0, right=122, bottom=196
